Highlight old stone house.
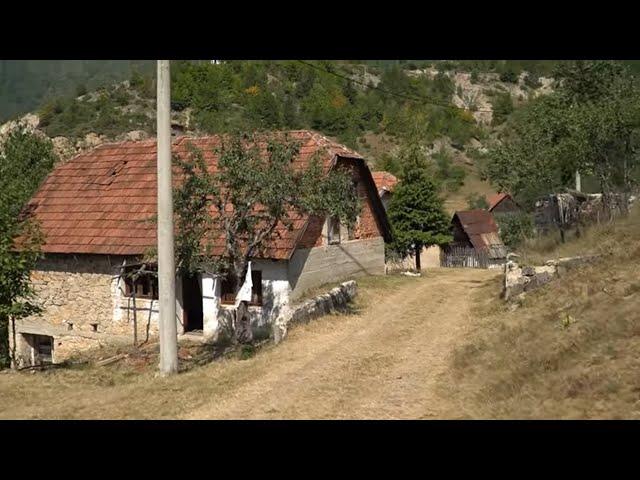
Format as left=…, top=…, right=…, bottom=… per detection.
left=10, top=131, right=391, bottom=367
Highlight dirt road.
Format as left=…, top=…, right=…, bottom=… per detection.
left=0, top=268, right=500, bottom=419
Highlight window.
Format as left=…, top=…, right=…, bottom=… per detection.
left=220, top=270, right=263, bottom=306
left=123, top=265, right=158, bottom=300
left=327, top=217, right=341, bottom=245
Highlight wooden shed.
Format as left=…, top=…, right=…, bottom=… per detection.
left=441, top=210, right=507, bottom=269
left=486, top=193, right=520, bottom=215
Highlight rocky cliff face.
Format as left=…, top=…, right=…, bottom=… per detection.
left=0, top=109, right=192, bottom=164
left=407, top=67, right=555, bottom=125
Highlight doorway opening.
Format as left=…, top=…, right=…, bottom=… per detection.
left=182, top=274, right=204, bottom=332
left=23, top=334, right=54, bottom=365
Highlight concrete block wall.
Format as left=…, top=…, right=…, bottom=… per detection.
left=288, top=236, right=385, bottom=301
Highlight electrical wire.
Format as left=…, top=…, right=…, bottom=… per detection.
left=296, top=60, right=495, bottom=114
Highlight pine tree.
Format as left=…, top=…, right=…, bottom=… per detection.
left=387, top=143, right=452, bottom=271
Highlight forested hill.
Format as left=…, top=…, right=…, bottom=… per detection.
left=0, top=60, right=562, bottom=212
left=0, top=60, right=153, bottom=123
left=5, top=59, right=639, bottom=213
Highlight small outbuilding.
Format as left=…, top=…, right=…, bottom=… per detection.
left=441, top=210, right=507, bottom=269
left=485, top=193, right=520, bottom=214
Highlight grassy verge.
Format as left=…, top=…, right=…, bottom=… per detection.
left=443, top=207, right=640, bottom=418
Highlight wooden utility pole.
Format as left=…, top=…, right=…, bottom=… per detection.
left=157, top=60, right=178, bottom=375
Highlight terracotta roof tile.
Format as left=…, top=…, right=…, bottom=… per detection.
left=371, top=171, right=398, bottom=196
left=27, top=130, right=371, bottom=259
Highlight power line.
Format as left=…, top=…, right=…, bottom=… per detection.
left=296, top=60, right=494, bottom=114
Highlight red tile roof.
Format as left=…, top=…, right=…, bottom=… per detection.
left=26, top=130, right=373, bottom=259
left=485, top=192, right=510, bottom=211
left=371, top=171, right=398, bottom=196
left=453, top=210, right=506, bottom=258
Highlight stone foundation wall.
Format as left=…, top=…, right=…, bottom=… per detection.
left=503, top=255, right=600, bottom=301
left=10, top=254, right=163, bottom=367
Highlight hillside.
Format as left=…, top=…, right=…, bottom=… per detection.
left=0, top=60, right=560, bottom=214
left=443, top=207, right=640, bottom=418
left=0, top=61, right=154, bottom=123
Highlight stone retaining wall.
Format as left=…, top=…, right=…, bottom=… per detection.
left=503, top=255, right=599, bottom=301
left=272, top=280, right=357, bottom=344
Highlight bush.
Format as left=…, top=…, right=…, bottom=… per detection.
left=499, top=69, right=519, bottom=83
left=491, top=92, right=514, bottom=126
left=75, top=84, right=88, bottom=97
left=495, top=212, right=534, bottom=248
left=432, top=149, right=466, bottom=193
left=523, top=72, right=540, bottom=89
left=466, top=192, right=489, bottom=209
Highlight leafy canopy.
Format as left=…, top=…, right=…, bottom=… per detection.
left=488, top=60, right=640, bottom=207
left=173, top=133, right=360, bottom=290
left=0, top=127, right=58, bottom=368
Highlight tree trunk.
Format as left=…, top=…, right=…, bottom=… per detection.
left=235, top=300, right=253, bottom=345
left=132, top=287, right=138, bottom=347
left=415, top=246, right=422, bottom=272
left=0, top=314, right=9, bottom=369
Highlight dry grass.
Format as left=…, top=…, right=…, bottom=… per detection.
left=0, top=272, right=430, bottom=419
left=443, top=207, right=640, bottom=418
left=516, top=207, right=640, bottom=265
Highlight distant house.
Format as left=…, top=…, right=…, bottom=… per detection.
left=371, top=171, right=398, bottom=211
left=10, top=130, right=392, bottom=367
left=486, top=193, right=520, bottom=214
left=441, top=210, right=507, bottom=269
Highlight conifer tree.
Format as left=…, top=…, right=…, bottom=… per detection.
left=387, top=143, right=452, bottom=271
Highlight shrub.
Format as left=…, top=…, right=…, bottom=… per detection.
left=499, top=69, right=519, bottom=83
left=495, top=212, right=534, bottom=248
left=523, top=72, right=540, bottom=89
left=466, top=192, right=489, bottom=209
left=491, top=92, right=514, bottom=126
left=75, top=84, right=88, bottom=97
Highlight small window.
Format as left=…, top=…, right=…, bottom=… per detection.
left=327, top=217, right=341, bottom=245
left=220, top=270, right=263, bottom=306
left=123, top=265, right=158, bottom=300
left=90, top=323, right=99, bottom=333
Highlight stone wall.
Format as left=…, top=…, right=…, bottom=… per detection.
left=9, top=254, right=171, bottom=367
left=503, top=255, right=600, bottom=301
left=272, top=280, right=357, bottom=344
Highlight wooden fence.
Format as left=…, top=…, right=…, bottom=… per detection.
left=440, top=246, right=490, bottom=269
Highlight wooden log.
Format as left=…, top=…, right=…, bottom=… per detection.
left=95, top=353, right=128, bottom=367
